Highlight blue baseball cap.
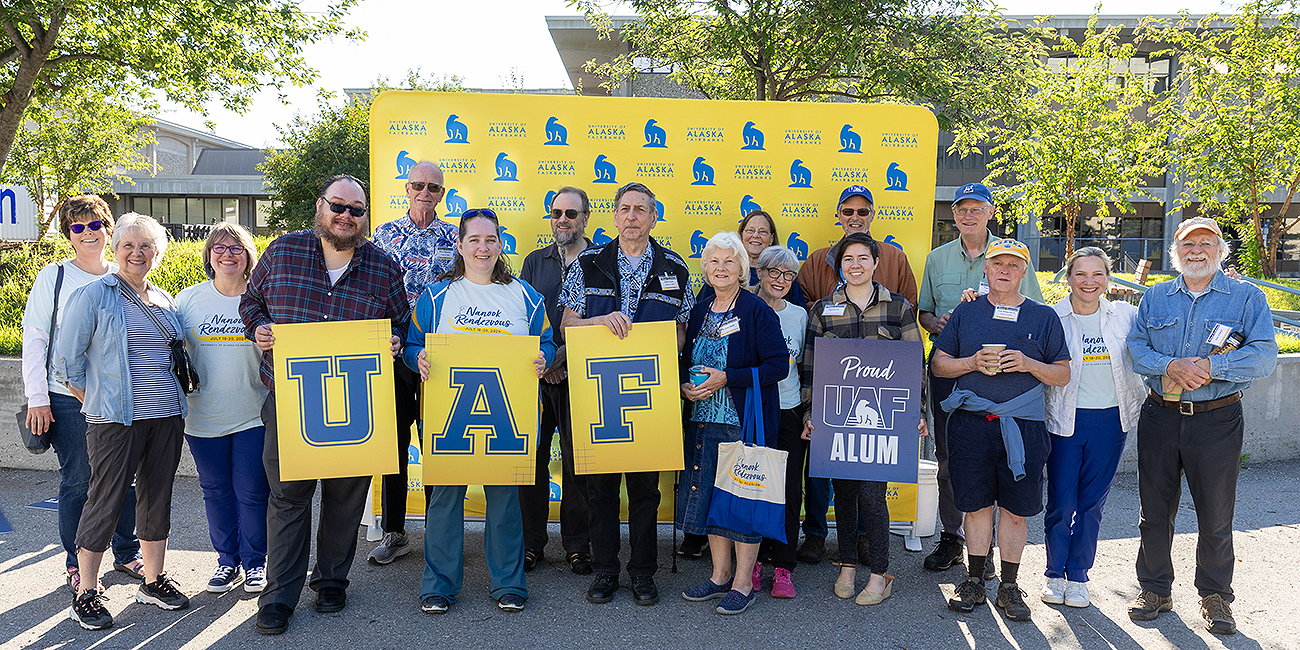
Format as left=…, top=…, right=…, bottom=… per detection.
left=953, top=182, right=993, bottom=206
left=838, top=185, right=874, bottom=207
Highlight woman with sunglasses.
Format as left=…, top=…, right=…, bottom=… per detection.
left=21, top=196, right=144, bottom=595
left=176, top=223, right=270, bottom=595
left=403, top=208, right=554, bottom=615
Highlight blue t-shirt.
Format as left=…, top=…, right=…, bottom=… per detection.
left=933, top=296, right=1069, bottom=403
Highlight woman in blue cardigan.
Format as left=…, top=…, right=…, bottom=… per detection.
left=676, top=231, right=787, bottom=615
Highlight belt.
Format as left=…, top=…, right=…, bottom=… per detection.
left=1148, top=390, right=1241, bottom=416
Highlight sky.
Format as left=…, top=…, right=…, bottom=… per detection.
left=158, top=0, right=1234, bottom=149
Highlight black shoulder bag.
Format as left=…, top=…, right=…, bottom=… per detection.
left=116, top=276, right=200, bottom=394
left=15, top=264, right=63, bottom=453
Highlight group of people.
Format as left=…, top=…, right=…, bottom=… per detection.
left=21, top=163, right=1276, bottom=637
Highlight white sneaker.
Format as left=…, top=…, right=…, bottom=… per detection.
left=1064, top=580, right=1090, bottom=608
left=244, top=566, right=266, bottom=593
left=1041, top=577, right=1066, bottom=604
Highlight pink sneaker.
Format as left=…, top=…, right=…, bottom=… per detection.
left=771, top=567, right=797, bottom=599
left=751, top=561, right=764, bottom=593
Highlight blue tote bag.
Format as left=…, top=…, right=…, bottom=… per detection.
left=705, top=369, right=788, bottom=542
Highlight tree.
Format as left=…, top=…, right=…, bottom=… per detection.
left=0, top=0, right=361, bottom=174
left=971, top=18, right=1165, bottom=257
left=1150, top=1, right=1300, bottom=277
left=568, top=0, right=1041, bottom=131
left=259, top=71, right=464, bottom=231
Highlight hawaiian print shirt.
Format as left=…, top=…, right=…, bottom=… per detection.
left=371, top=212, right=460, bottom=305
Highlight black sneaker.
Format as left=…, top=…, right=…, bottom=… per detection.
left=984, top=548, right=996, bottom=581
left=796, top=535, right=825, bottom=564
left=136, top=574, right=189, bottom=610
left=948, top=578, right=987, bottom=613
left=206, top=565, right=241, bottom=593
left=497, top=593, right=526, bottom=612
left=70, top=589, right=113, bottom=630
left=996, top=582, right=1032, bottom=622
left=924, top=532, right=965, bottom=571
left=420, top=595, right=450, bottom=615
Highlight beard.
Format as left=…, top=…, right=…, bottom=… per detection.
left=314, top=211, right=368, bottom=251
left=554, top=228, right=583, bottom=247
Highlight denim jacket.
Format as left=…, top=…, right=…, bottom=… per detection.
left=54, top=274, right=188, bottom=425
left=1127, top=271, right=1277, bottom=401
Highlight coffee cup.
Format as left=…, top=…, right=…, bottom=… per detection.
left=981, top=344, right=1006, bottom=373
left=689, top=365, right=709, bottom=386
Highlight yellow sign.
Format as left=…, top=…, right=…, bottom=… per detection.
left=421, top=333, right=540, bottom=486
left=273, top=319, right=398, bottom=481
left=566, top=321, right=685, bottom=475
left=368, top=91, right=937, bottom=291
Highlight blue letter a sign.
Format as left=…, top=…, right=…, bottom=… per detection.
left=434, top=368, right=529, bottom=455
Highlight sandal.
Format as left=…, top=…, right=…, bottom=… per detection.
left=66, top=567, right=80, bottom=592
left=567, top=552, right=593, bottom=575
left=113, top=558, right=145, bottom=581
left=523, top=549, right=543, bottom=572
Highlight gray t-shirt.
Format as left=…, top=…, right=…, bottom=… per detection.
left=176, top=281, right=268, bottom=437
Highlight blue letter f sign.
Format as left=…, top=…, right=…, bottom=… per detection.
left=287, top=354, right=382, bottom=447
left=586, top=356, right=659, bottom=444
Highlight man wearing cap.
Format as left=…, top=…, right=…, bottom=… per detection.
left=930, top=238, right=1070, bottom=623
left=917, top=182, right=1044, bottom=574
left=559, top=181, right=694, bottom=606
left=1125, top=217, right=1277, bottom=635
left=366, top=161, right=459, bottom=566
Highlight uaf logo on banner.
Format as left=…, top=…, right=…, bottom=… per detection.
left=422, top=333, right=540, bottom=486
left=567, top=321, right=685, bottom=475
left=809, top=337, right=923, bottom=484
left=273, top=319, right=398, bottom=481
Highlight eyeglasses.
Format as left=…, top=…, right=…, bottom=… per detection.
left=70, top=221, right=103, bottom=234
left=324, top=200, right=367, bottom=218
left=551, top=208, right=585, bottom=220
left=840, top=208, right=873, bottom=217
left=212, top=244, right=246, bottom=256
left=761, top=267, right=798, bottom=282
left=462, top=208, right=498, bottom=220
left=741, top=228, right=772, bottom=238
left=408, top=181, right=443, bottom=193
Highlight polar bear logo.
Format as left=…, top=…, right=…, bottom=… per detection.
left=545, top=116, right=568, bottom=145
left=445, top=114, right=469, bottom=143
left=691, top=157, right=715, bottom=186
left=847, top=399, right=884, bottom=428
left=593, top=155, right=617, bottom=183
left=886, top=162, right=908, bottom=191
left=741, top=121, right=764, bottom=150
left=494, top=152, right=519, bottom=181
left=789, top=159, right=813, bottom=188
left=643, top=119, right=667, bottom=148
left=839, top=124, right=862, bottom=153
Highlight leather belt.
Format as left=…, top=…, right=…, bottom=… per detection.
left=1149, top=390, right=1241, bottom=416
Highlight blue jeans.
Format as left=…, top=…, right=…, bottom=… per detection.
left=1044, top=407, right=1126, bottom=582
left=187, top=428, right=270, bottom=570
left=47, top=392, right=139, bottom=568
left=422, top=485, right=526, bottom=602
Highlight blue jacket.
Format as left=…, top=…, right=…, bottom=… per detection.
left=680, top=289, right=788, bottom=446
left=54, top=274, right=188, bottom=425
left=403, top=277, right=556, bottom=373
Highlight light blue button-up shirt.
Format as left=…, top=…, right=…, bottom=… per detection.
left=1127, top=270, right=1278, bottom=401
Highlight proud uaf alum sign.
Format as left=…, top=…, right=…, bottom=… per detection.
left=809, top=338, right=923, bottom=484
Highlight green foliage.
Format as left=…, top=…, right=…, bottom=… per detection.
left=568, top=0, right=1041, bottom=132
left=259, top=70, right=464, bottom=231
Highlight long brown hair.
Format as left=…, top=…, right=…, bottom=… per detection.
left=439, top=208, right=514, bottom=285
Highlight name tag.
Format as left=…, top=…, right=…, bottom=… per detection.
left=659, top=274, right=680, bottom=291
left=434, top=248, right=454, bottom=260
left=993, top=305, right=1020, bottom=322
left=718, top=317, right=741, bottom=336
left=1207, top=323, right=1231, bottom=346
left=823, top=304, right=847, bottom=316
left=978, top=280, right=990, bottom=295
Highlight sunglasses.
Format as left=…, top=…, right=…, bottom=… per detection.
left=70, top=220, right=104, bottom=234
left=408, top=181, right=443, bottom=193
left=212, top=244, right=246, bottom=255
left=761, top=267, right=798, bottom=282
left=462, top=208, right=498, bottom=219
left=324, top=200, right=367, bottom=218
left=551, top=208, right=584, bottom=220
left=840, top=208, right=873, bottom=217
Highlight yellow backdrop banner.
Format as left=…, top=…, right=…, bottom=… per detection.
left=368, top=91, right=937, bottom=291
left=566, top=321, right=685, bottom=475
left=420, top=333, right=540, bottom=486
left=273, top=319, right=398, bottom=481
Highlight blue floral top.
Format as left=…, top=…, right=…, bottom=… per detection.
left=690, top=311, right=739, bottom=425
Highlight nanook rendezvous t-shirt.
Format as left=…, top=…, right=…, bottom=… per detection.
left=435, top=279, right=533, bottom=336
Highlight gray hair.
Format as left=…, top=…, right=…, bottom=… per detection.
left=756, top=245, right=799, bottom=272
left=1064, top=246, right=1112, bottom=277
left=111, top=212, right=169, bottom=259
left=702, top=231, right=749, bottom=282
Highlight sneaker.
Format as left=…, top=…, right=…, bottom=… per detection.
left=244, top=566, right=267, bottom=593
left=715, top=589, right=757, bottom=615
left=983, top=548, right=996, bottom=580
left=996, top=582, right=1032, bottom=622
left=420, top=595, right=450, bottom=615
left=367, top=531, right=411, bottom=565
left=796, top=535, right=825, bottom=564
left=66, top=567, right=81, bottom=593
left=770, top=567, right=796, bottom=599
left=136, top=574, right=189, bottom=610
left=1041, top=577, right=1066, bottom=605
left=682, top=578, right=732, bottom=602
left=924, top=532, right=964, bottom=571
left=1201, top=594, right=1237, bottom=635
left=497, top=593, right=526, bottom=612
left=947, top=578, right=987, bottom=613
left=751, top=561, right=764, bottom=592
left=676, top=534, right=708, bottom=559
left=206, top=565, right=241, bottom=593
left=69, top=589, right=113, bottom=630
left=1127, top=589, right=1173, bottom=621
left=1064, top=581, right=1090, bottom=608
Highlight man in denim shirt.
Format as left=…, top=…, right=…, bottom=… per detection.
left=1126, top=217, right=1278, bottom=635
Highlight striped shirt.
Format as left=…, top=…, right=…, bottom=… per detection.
left=86, top=298, right=182, bottom=423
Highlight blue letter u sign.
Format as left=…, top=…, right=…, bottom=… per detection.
left=287, top=354, right=382, bottom=447
left=586, top=356, right=659, bottom=444
left=434, top=368, right=528, bottom=455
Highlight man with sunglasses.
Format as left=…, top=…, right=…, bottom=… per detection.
left=240, top=174, right=410, bottom=636
left=367, top=160, right=459, bottom=567
left=559, top=181, right=694, bottom=606
left=517, top=186, right=595, bottom=576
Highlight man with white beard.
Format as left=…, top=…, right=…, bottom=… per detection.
left=1125, top=217, right=1277, bottom=636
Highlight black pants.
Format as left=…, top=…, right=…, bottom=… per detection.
left=832, top=479, right=890, bottom=575
left=588, top=471, right=660, bottom=577
left=259, top=393, right=371, bottom=610
left=380, top=361, right=428, bottom=533
left=765, top=409, right=807, bottom=571
left=929, top=371, right=965, bottom=538
left=519, top=380, right=591, bottom=555
left=1136, top=397, right=1244, bottom=601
